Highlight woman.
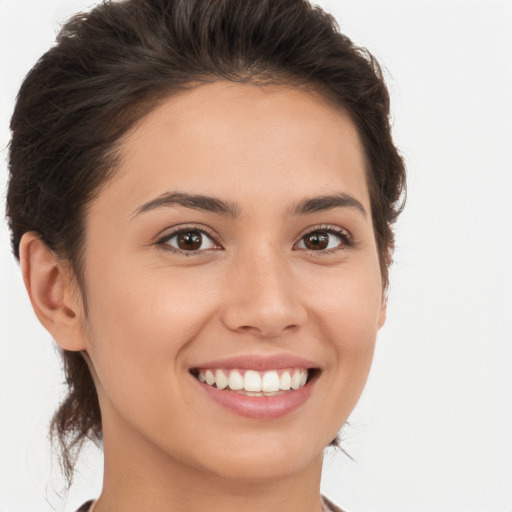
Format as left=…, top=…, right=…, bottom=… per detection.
left=5, top=0, right=405, bottom=511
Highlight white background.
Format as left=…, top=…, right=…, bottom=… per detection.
left=1, top=1, right=511, bottom=511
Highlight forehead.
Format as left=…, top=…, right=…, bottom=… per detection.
left=93, top=81, right=370, bottom=218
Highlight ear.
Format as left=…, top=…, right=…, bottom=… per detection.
left=378, top=292, right=388, bottom=329
left=19, top=232, right=87, bottom=351
left=378, top=247, right=393, bottom=329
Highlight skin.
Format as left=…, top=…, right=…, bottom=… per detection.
left=20, top=82, right=386, bottom=512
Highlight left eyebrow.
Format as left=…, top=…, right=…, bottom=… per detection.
left=289, top=192, right=367, bottom=217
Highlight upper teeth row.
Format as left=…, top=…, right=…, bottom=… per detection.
left=197, top=368, right=308, bottom=392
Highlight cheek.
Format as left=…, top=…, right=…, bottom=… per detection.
left=304, top=256, right=383, bottom=337
left=304, top=260, right=381, bottom=391
left=83, top=258, right=223, bottom=387
left=81, top=269, right=214, bottom=436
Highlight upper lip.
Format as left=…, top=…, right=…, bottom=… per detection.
left=190, top=353, right=320, bottom=371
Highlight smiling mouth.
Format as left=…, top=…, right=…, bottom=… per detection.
left=190, top=368, right=319, bottom=397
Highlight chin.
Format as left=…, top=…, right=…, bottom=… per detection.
left=185, top=429, right=326, bottom=483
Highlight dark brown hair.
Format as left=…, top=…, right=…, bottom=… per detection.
left=6, top=0, right=405, bottom=486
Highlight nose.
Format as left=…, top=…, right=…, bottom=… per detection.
left=220, top=247, right=307, bottom=338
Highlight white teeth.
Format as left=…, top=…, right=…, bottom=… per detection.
left=205, top=369, right=215, bottom=385
left=215, top=369, right=228, bottom=389
left=291, top=369, right=302, bottom=390
left=261, top=371, right=280, bottom=392
left=228, top=370, right=244, bottom=390
left=244, top=370, right=262, bottom=392
left=196, top=368, right=310, bottom=394
left=279, top=371, right=291, bottom=390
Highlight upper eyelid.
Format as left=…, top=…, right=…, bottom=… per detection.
left=295, top=223, right=353, bottom=241
left=156, top=224, right=221, bottom=244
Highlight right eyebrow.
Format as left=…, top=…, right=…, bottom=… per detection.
left=131, top=191, right=241, bottom=219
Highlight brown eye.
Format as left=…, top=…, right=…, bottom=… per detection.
left=177, top=231, right=202, bottom=250
left=303, top=231, right=330, bottom=250
left=296, top=228, right=350, bottom=252
left=163, top=229, right=218, bottom=252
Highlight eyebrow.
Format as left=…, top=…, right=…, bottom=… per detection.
left=132, top=191, right=366, bottom=219
left=132, top=192, right=241, bottom=218
left=289, top=192, right=367, bottom=217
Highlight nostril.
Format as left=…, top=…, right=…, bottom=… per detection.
left=220, top=287, right=307, bottom=337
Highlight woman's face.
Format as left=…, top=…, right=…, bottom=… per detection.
left=78, top=82, right=385, bottom=482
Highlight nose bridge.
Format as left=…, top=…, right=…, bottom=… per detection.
left=220, top=242, right=306, bottom=337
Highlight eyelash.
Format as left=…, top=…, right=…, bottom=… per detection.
left=156, top=224, right=353, bottom=256
left=156, top=225, right=220, bottom=257
left=295, top=224, right=354, bottom=256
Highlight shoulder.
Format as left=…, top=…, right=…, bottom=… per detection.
left=75, top=500, right=95, bottom=512
left=322, top=495, right=348, bottom=512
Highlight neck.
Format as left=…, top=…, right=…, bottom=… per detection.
left=95, top=415, right=325, bottom=512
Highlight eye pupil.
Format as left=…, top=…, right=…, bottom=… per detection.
left=304, top=232, right=329, bottom=250
left=178, top=231, right=202, bottom=250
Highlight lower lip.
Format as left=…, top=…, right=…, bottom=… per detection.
left=193, top=375, right=316, bottom=419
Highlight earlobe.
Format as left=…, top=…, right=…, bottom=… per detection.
left=19, top=232, right=86, bottom=351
